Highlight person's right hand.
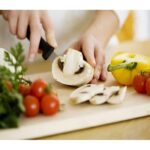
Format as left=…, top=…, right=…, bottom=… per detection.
left=0, top=10, right=57, bottom=62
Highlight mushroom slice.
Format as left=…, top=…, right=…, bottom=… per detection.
left=90, top=94, right=108, bottom=105
left=90, top=92, right=108, bottom=105
left=90, top=86, right=120, bottom=105
left=52, top=48, right=94, bottom=86
left=70, top=84, right=104, bottom=104
left=107, top=86, right=127, bottom=104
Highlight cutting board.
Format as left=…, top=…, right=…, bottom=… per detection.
left=1, top=71, right=150, bottom=140
left=1, top=42, right=150, bottom=140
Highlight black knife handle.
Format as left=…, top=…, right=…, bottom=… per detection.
left=26, top=26, right=54, bottom=60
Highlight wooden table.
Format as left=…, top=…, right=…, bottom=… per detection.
left=27, top=41, right=150, bottom=140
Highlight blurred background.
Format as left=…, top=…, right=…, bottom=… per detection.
left=135, top=10, right=150, bottom=40
left=0, top=10, right=150, bottom=58
left=117, top=10, right=150, bottom=42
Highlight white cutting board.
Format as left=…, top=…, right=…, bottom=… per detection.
left=0, top=71, right=150, bottom=140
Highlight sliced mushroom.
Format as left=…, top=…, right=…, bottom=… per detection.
left=90, top=86, right=120, bottom=105
left=90, top=94, right=107, bottom=105
left=107, top=86, right=127, bottom=104
left=52, top=48, right=94, bottom=86
left=70, top=84, right=104, bottom=104
left=69, top=84, right=127, bottom=105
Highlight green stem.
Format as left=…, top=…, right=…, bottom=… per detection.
left=107, top=61, right=137, bottom=72
left=21, top=77, right=32, bottom=85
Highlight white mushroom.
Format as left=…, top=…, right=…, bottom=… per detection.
left=90, top=94, right=107, bottom=105
left=69, top=84, right=127, bottom=105
left=52, top=48, right=94, bottom=86
left=70, top=84, right=104, bottom=104
left=90, top=86, right=120, bottom=105
left=63, top=49, right=84, bottom=75
left=107, top=86, right=127, bottom=104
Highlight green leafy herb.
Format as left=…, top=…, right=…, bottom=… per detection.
left=0, top=42, right=29, bottom=129
left=0, top=90, right=24, bottom=128
left=4, top=42, right=31, bottom=89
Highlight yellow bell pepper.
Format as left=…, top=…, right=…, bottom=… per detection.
left=107, top=52, right=150, bottom=86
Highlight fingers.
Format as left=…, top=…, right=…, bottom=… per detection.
left=17, top=12, right=28, bottom=39
left=2, top=10, right=9, bottom=20
left=82, top=40, right=96, bottom=67
left=41, top=11, right=57, bottom=48
left=91, top=47, right=107, bottom=83
left=7, top=10, right=18, bottom=35
left=101, top=63, right=107, bottom=81
left=70, top=41, right=81, bottom=51
left=70, top=36, right=107, bottom=82
left=6, top=11, right=28, bottom=38
left=2, top=10, right=55, bottom=63
left=28, top=16, right=41, bottom=62
left=94, top=48, right=103, bottom=79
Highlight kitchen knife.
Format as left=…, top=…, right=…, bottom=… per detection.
left=26, top=26, right=55, bottom=60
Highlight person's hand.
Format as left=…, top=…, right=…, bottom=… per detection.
left=70, top=32, right=107, bottom=84
left=1, top=10, right=57, bottom=62
left=70, top=10, right=119, bottom=83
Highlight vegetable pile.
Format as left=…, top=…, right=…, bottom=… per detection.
left=0, top=43, right=27, bottom=128
left=107, top=52, right=150, bottom=85
left=0, top=43, right=60, bottom=129
left=108, top=52, right=150, bottom=96
left=23, top=79, right=60, bottom=117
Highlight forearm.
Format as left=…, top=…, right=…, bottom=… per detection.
left=86, top=10, right=119, bottom=48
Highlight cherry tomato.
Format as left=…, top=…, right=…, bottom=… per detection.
left=146, top=78, right=150, bottom=95
left=24, top=95, right=40, bottom=117
left=42, top=90, right=58, bottom=98
left=41, top=93, right=60, bottom=116
left=133, top=74, right=147, bottom=94
left=31, top=79, right=48, bottom=98
left=19, top=84, right=31, bottom=96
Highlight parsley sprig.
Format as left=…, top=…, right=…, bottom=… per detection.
left=0, top=42, right=30, bottom=128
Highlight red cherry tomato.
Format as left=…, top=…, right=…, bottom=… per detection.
left=133, top=74, right=147, bottom=94
left=24, top=95, right=40, bottom=117
left=41, top=93, right=60, bottom=116
left=31, top=79, right=48, bottom=98
left=19, top=84, right=31, bottom=96
left=146, top=78, right=150, bottom=95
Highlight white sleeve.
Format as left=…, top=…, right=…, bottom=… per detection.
left=113, top=10, right=129, bottom=27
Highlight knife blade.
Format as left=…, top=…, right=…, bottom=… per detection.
left=26, top=26, right=56, bottom=60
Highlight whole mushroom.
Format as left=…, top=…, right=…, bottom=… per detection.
left=52, top=48, right=94, bottom=86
